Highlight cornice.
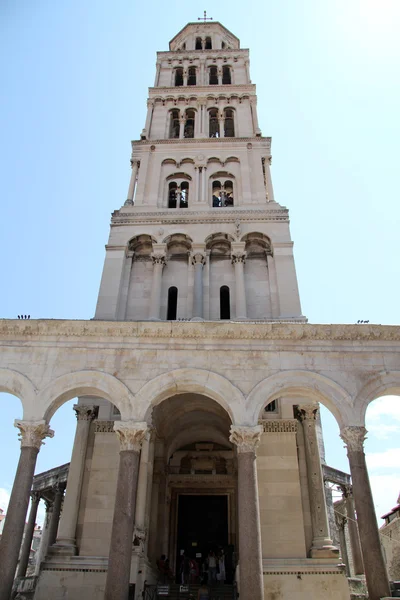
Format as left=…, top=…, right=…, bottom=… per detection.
left=132, top=137, right=271, bottom=146
left=111, top=208, right=289, bottom=225
left=1, top=320, right=400, bottom=343
left=157, top=49, right=249, bottom=58
left=149, top=84, right=256, bottom=94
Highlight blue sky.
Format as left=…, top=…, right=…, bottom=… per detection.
left=0, top=0, right=399, bottom=525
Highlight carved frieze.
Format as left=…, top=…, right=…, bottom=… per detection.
left=94, top=420, right=115, bottom=433
left=259, top=420, right=297, bottom=433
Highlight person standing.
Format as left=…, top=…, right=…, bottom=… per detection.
left=218, top=550, right=226, bottom=584
left=207, top=551, right=217, bottom=585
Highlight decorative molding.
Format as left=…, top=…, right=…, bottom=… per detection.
left=112, top=208, right=288, bottom=226
left=340, top=426, right=367, bottom=452
left=94, top=420, right=115, bottom=433
left=2, top=320, right=400, bottom=343
left=114, top=421, right=148, bottom=452
left=229, top=425, right=262, bottom=453
left=151, top=252, right=167, bottom=266
left=263, top=571, right=344, bottom=576
left=14, top=420, right=54, bottom=450
left=42, top=566, right=108, bottom=573
left=134, top=136, right=271, bottom=146
left=259, top=420, right=297, bottom=433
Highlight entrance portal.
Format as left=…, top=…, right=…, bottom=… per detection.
left=176, top=495, right=229, bottom=582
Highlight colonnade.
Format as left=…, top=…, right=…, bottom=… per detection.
left=0, top=402, right=391, bottom=600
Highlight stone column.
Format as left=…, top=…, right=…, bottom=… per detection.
left=124, top=160, right=139, bottom=207
left=183, top=69, right=188, bottom=86
left=202, top=166, right=207, bottom=202
left=104, top=421, right=148, bottom=600
left=179, top=115, right=185, bottom=139
left=148, top=247, right=167, bottom=320
left=144, top=434, right=155, bottom=555
left=34, top=499, right=53, bottom=575
left=0, top=421, right=53, bottom=600
left=218, top=113, right=225, bottom=138
left=195, top=166, right=200, bottom=202
left=218, top=68, right=222, bottom=85
left=341, top=484, right=364, bottom=575
left=231, top=243, right=247, bottom=319
left=191, top=251, right=206, bottom=320
left=148, top=456, right=163, bottom=563
left=229, top=425, right=264, bottom=600
left=134, top=430, right=152, bottom=545
left=297, top=405, right=338, bottom=558
left=250, top=98, right=261, bottom=136
left=335, top=508, right=350, bottom=577
left=141, top=100, right=154, bottom=140
left=154, top=61, right=161, bottom=86
left=264, top=156, right=275, bottom=202
left=53, top=405, right=97, bottom=555
left=340, top=426, right=390, bottom=600
left=16, top=491, right=41, bottom=578
left=244, top=60, right=250, bottom=83
left=48, top=483, right=64, bottom=547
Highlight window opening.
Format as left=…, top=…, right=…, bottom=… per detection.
left=175, top=68, right=183, bottom=87
left=221, top=41, right=226, bottom=49
left=184, top=110, right=195, bottom=138
left=205, top=37, right=212, bottom=50
left=169, top=110, right=180, bottom=139
left=220, top=286, right=231, bottom=319
left=168, top=182, right=177, bottom=208
left=224, top=109, right=235, bottom=137
left=180, top=182, right=189, bottom=208
left=265, top=400, right=277, bottom=413
left=187, top=66, right=196, bottom=86
left=167, top=287, right=178, bottom=320
left=212, top=181, right=221, bottom=206
left=222, top=66, right=231, bottom=85
left=223, top=180, right=234, bottom=206
left=209, top=108, right=219, bottom=137
left=195, top=37, right=203, bottom=50
left=209, top=66, right=218, bottom=85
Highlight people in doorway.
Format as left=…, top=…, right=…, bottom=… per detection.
left=180, top=552, right=191, bottom=584
left=189, top=557, right=199, bottom=584
left=217, top=549, right=226, bottom=584
left=198, top=583, right=210, bottom=600
left=207, top=551, right=217, bottom=585
left=156, top=554, right=167, bottom=582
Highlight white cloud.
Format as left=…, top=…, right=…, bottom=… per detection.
left=366, top=395, right=400, bottom=422
left=0, top=488, right=10, bottom=512
left=369, top=474, right=400, bottom=521
left=366, top=447, right=400, bottom=470
left=367, top=423, right=400, bottom=440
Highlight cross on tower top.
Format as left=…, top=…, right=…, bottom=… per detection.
left=198, top=11, right=213, bottom=22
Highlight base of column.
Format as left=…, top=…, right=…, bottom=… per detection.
left=190, top=317, right=204, bottom=322
left=310, top=545, right=340, bottom=559
left=49, top=540, right=78, bottom=557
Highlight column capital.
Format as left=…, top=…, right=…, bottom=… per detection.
left=229, top=425, right=262, bottom=453
left=30, top=490, right=41, bottom=504
left=14, top=420, right=54, bottom=450
left=231, top=251, right=246, bottom=265
left=73, top=404, right=98, bottom=421
left=130, top=158, right=140, bottom=168
left=114, top=421, right=148, bottom=452
left=151, top=252, right=167, bottom=266
left=340, top=426, right=367, bottom=452
left=191, top=251, right=206, bottom=266
left=341, top=483, right=353, bottom=498
left=296, top=403, right=319, bottom=421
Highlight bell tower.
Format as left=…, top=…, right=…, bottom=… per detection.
left=95, top=21, right=305, bottom=323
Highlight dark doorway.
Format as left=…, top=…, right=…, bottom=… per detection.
left=176, top=495, right=228, bottom=580
left=167, top=286, right=178, bottom=320
left=220, top=286, right=230, bottom=319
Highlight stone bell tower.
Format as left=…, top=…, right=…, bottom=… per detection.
left=94, top=21, right=305, bottom=323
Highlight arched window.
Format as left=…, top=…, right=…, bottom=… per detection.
left=211, top=178, right=234, bottom=207
left=167, top=287, right=178, bottom=320
left=221, top=41, right=226, bottom=49
left=224, top=109, right=235, bottom=137
left=209, top=108, right=219, bottom=137
left=188, top=67, right=196, bottom=86
left=175, top=68, right=183, bottom=87
left=205, top=37, right=212, bottom=50
left=168, top=182, right=177, bottom=208
left=184, top=109, right=195, bottom=138
left=220, top=286, right=230, bottom=319
left=169, top=110, right=180, bottom=139
left=222, top=66, right=231, bottom=85
left=180, top=182, right=189, bottom=208
left=209, top=66, right=218, bottom=85
left=195, top=37, right=203, bottom=50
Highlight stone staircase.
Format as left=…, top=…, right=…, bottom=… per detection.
left=149, top=583, right=235, bottom=600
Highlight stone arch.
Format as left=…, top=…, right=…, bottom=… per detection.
left=0, top=368, right=37, bottom=419
left=246, top=370, right=353, bottom=428
left=37, top=370, right=135, bottom=422
left=134, top=368, right=246, bottom=424
left=167, top=425, right=231, bottom=458
left=353, top=371, right=400, bottom=424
